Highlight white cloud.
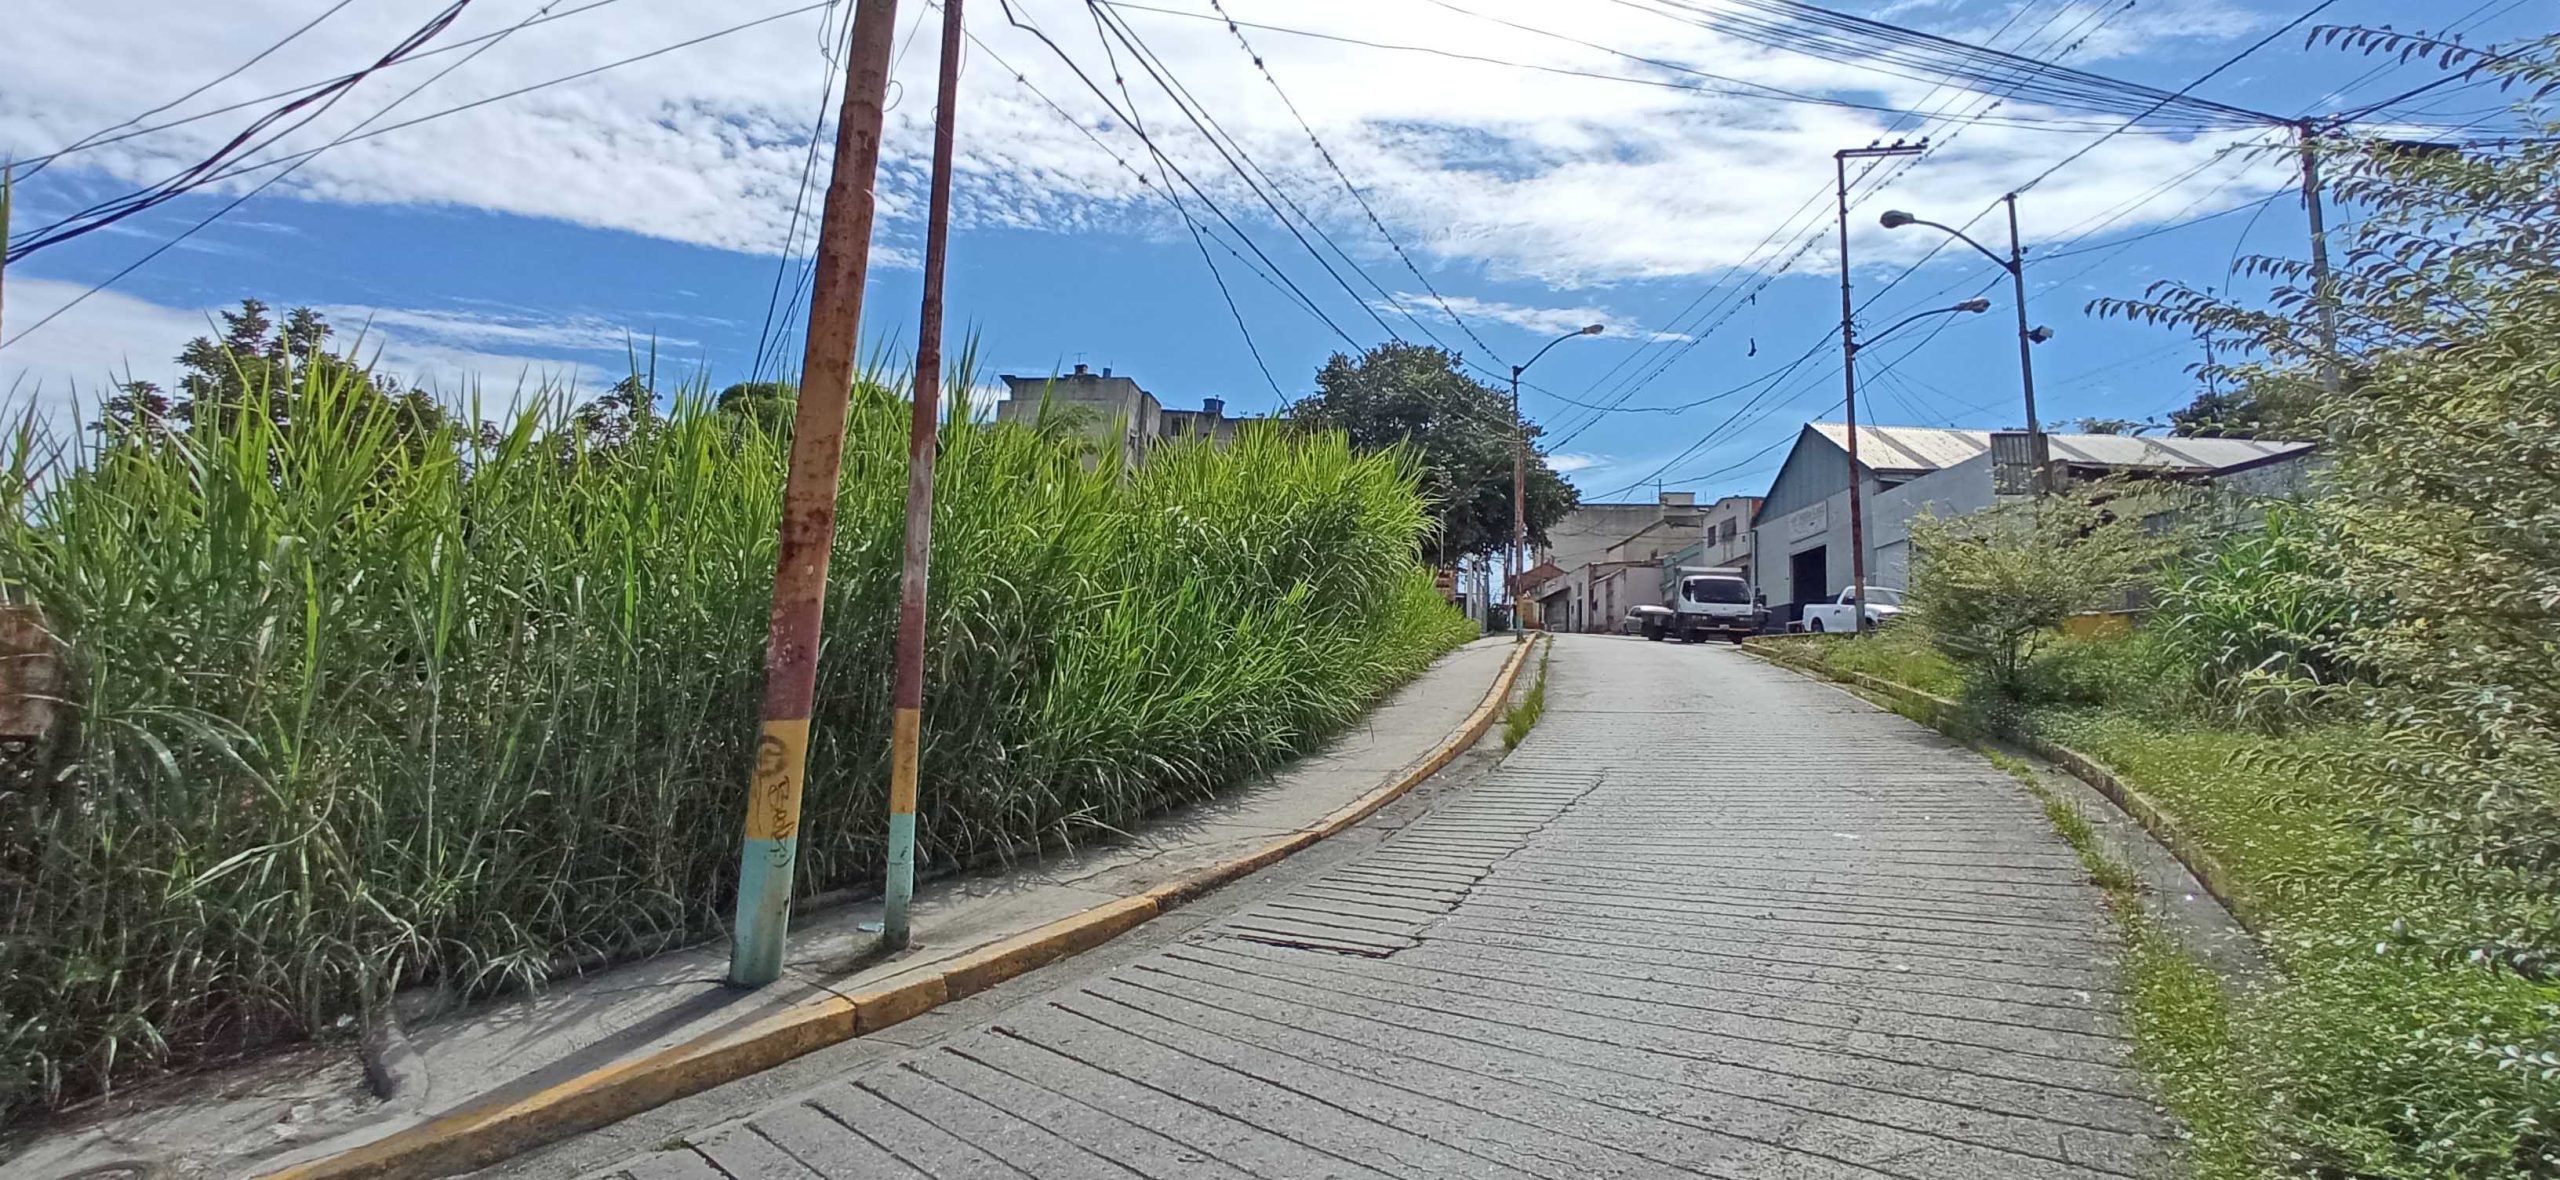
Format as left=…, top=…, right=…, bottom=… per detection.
left=0, top=0, right=2290, bottom=289
left=1386, top=293, right=1692, bottom=344
left=1544, top=450, right=1602, bottom=474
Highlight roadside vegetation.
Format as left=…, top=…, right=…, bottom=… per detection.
left=1502, top=638, right=1552, bottom=750
left=1776, top=44, right=2560, bottom=1176
left=0, top=316, right=1475, bottom=1118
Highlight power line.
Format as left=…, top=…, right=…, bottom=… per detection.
left=11, top=0, right=366, bottom=187
left=749, top=1, right=852, bottom=387
left=6, top=0, right=643, bottom=175
left=1100, top=0, right=2235, bottom=134
left=6, top=0, right=815, bottom=349
left=2015, top=0, right=2341, bottom=196
left=9, top=0, right=477, bottom=261
left=1187, top=0, right=1508, bottom=366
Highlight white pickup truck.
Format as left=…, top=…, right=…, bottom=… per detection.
left=1798, top=586, right=1904, bottom=633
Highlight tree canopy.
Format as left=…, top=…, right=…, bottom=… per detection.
left=1288, top=343, right=1580, bottom=562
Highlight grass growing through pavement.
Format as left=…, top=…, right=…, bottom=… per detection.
left=0, top=366, right=1476, bottom=1118
left=1502, top=639, right=1550, bottom=750
left=1979, top=750, right=2268, bottom=1179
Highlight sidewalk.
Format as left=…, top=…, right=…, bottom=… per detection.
left=13, top=635, right=1523, bottom=1180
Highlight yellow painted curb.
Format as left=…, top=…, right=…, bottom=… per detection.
left=268, top=634, right=1533, bottom=1180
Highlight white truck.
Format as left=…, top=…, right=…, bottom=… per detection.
left=1798, top=585, right=1905, bottom=633
left=1646, top=567, right=1764, bottom=643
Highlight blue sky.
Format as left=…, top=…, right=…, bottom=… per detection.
left=2, top=0, right=2542, bottom=503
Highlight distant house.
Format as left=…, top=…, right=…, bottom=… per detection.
left=1526, top=492, right=1764, bottom=632
left=1752, top=423, right=2315, bottom=625
left=994, top=364, right=1249, bottom=465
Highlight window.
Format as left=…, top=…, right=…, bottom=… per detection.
left=1683, top=576, right=1750, bottom=605
left=1720, top=519, right=1738, bottom=543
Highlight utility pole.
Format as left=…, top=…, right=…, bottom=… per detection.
left=1509, top=369, right=1524, bottom=632
left=2296, top=121, right=2343, bottom=394
left=878, top=0, right=965, bottom=952
left=1509, top=324, right=1602, bottom=632
left=1834, top=142, right=1923, bottom=635
left=2001, top=193, right=2049, bottom=485
left=729, top=0, right=904, bottom=989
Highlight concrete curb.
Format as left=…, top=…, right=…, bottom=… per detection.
left=1740, top=639, right=2265, bottom=934
left=267, top=635, right=1533, bottom=1180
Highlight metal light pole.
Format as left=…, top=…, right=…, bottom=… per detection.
left=1835, top=143, right=1922, bottom=635
left=730, top=0, right=905, bottom=988
left=1838, top=298, right=1992, bottom=632
left=1880, top=197, right=2055, bottom=486
left=1510, top=324, right=1603, bottom=631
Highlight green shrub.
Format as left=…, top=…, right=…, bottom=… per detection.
left=1904, top=482, right=2183, bottom=707
left=2156, top=504, right=2377, bottom=729
left=0, top=362, right=1472, bottom=1116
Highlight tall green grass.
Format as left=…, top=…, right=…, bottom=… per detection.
left=0, top=363, right=1472, bottom=1117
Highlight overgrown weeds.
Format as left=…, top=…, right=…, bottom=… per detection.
left=0, top=361, right=1473, bottom=1118
left=1502, top=639, right=1550, bottom=750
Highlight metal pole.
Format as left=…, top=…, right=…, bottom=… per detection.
left=2297, top=123, right=2343, bottom=394
left=1509, top=365, right=1525, bottom=632
left=1835, top=152, right=1868, bottom=635
left=729, top=0, right=903, bottom=989
left=879, top=0, right=964, bottom=952
left=2004, top=193, right=2045, bottom=489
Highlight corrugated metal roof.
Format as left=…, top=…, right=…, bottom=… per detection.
left=1807, top=423, right=2311, bottom=475
left=1807, top=424, right=1989, bottom=473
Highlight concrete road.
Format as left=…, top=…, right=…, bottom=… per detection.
left=534, top=635, right=2169, bottom=1180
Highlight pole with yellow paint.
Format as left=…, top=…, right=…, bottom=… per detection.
left=729, top=0, right=904, bottom=989
left=881, top=0, right=965, bottom=951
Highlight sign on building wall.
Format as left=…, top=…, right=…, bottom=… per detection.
left=1786, top=503, right=1829, bottom=541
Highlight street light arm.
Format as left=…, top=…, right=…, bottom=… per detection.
left=1855, top=301, right=1989, bottom=352
left=1517, top=323, right=1606, bottom=378
left=1908, top=217, right=2011, bottom=270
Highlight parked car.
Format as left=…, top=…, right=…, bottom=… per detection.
left=1798, top=586, right=1904, bottom=633
left=1661, top=568, right=1763, bottom=643
left=1622, top=604, right=1674, bottom=636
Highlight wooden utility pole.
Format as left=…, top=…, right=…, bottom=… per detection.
left=730, top=0, right=905, bottom=989
left=879, top=0, right=965, bottom=952
left=1833, top=142, right=1923, bottom=635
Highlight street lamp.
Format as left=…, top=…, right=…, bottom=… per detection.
left=1509, top=324, right=1603, bottom=631
left=1881, top=195, right=2053, bottom=486
left=1839, top=297, right=1989, bottom=633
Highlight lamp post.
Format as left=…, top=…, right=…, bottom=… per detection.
left=1840, top=298, right=1991, bottom=632
left=1881, top=196, right=2055, bottom=487
left=1509, top=324, right=1603, bottom=631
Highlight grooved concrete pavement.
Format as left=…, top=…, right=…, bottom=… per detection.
left=554, top=635, right=2171, bottom=1180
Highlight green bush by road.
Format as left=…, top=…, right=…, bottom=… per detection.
left=0, top=358, right=1474, bottom=1118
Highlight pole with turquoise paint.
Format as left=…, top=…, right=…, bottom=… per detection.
left=880, top=0, right=965, bottom=952
left=729, top=0, right=904, bottom=989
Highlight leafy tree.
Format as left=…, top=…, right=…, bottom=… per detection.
left=1903, top=481, right=2184, bottom=703
left=1288, top=343, right=1578, bottom=562
left=97, top=300, right=452, bottom=449
left=714, top=380, right=797, bottom=436
left=2097, top=32, right=2560, bottom=956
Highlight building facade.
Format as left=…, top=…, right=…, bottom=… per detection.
left=1754, top=423, right=2316, bottom=622
left=994, top=365, right=1247, bottom=464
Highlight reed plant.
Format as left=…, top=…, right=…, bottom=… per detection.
left=0, top=357, right=1470, bottom=1117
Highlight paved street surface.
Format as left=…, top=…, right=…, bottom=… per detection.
left=560, top=636, right=2169, bottom=1179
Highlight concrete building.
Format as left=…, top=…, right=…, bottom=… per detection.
left=1754, top=423, right=2316, bottom=624
left=1524, top=492, right=1706, bottom=631
left=994, top=365, right=1247, bottom=464
left=1657, top=494, right=1760, bottom=604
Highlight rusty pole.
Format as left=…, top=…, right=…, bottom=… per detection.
left=730, top=0, right=904, bottom=989
left=880, top=0, right=965, bottom=952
